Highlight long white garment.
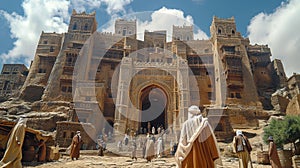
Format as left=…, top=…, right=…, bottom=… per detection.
left=175, top=115, right=222, bottom=168
left=156, top=137, right=163, bottom=156
left=0, top=119, right=27, bottom=168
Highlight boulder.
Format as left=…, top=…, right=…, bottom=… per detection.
left=25, top=112, right=68, bottom=131
left=271, top=94, right=290, bottom=113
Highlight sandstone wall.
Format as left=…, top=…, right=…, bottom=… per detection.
left=286, top=94, right=300, bottom=116
left=56, top=121, right=97, bottom=149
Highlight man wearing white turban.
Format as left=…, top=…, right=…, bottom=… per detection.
left=175, top=105, right=221, bottom=168
left=232, top=130, right=253, bottom=168
left=0, top=118, right=27, bottom=168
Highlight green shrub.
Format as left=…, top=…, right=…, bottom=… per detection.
left=263, top=115, right=300, bottom=151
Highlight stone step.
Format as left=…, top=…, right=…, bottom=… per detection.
left=293, top=156, right=300, bottom=168
left=103, top=134, right=176, bottom=158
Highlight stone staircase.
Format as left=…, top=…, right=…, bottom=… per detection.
left=293, top=155, right=300, bottom=168
left=104, top=133, right=176, bottom=158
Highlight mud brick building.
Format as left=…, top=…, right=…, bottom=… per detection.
left=0, top=64, right=28, bottom=97
left=16, top=11, right=288, bottom=141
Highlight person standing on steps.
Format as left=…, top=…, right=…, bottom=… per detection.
left=156, top=136, right=163, bottom=158
left=145, top=134, right=155, bottom=162
left=131, top=138, right=137, bottom=161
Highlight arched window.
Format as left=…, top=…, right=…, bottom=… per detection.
left=73, top=23, right=77, bottom=30
left=218, top=28, right=222, bottom=34
left=232, top=29, right=235, bottom=35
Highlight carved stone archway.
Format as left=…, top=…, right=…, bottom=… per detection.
left=114, top=57, right=190, bottom=134
left=136, top=83, right=172, bottom=133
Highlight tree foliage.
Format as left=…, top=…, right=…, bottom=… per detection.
left=263, top=115, right=300, bottom=150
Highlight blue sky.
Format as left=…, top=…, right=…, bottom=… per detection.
left=0, top=0, right=299, bottom=77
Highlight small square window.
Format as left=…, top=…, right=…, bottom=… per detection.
left=111, top=64, right=115, bottom=70
left=230, top=93, right=234, bottom=98
left=236, top=93, right=242, bottom=99
left=67, top=87, right=72, bottom=93
left=50, top=46, right=54, bottom=52
left=38, top=69, right=46, bottom=73
left=208, top=92, right=215, bottom=100
left=62, top=86, right=67, bottom=92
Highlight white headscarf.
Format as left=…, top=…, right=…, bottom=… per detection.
left=236, top=130, right=246, bottom=145
left=188, top=105, right=202, bottom=119
left=76, top=130, right=82, bottom=141
left=236, top=130, right=243, bottom=136
left=188, top=105, right=201, bottom=115
left=17, top=117, right=28, bottom=126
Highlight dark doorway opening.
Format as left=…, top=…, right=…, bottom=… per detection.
left=140, top=86, right=167, bottom=134
left=104, top=120, right=114, bottom=135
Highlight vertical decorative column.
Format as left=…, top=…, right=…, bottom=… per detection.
left=177, top=59, right=190, bottom=127
left=212, top=43, right=227, bottom=107
left=114, top=57, right=132, bottom=133
left=171, top=65, right=179, bottom=142
left=176, top=59, right=190, bottom=137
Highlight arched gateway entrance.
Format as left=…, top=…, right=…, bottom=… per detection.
left=114, top=57, right=191, bottom=134
left=139, top=85, right=167, bottom=134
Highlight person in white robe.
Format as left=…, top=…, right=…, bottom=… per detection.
left=175, top=105, right=222, bottom=168
left=0, top=118, right=27, bottom=168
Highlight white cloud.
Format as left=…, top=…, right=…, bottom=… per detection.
left=137, top=7, right=208, bottom=41
left=247, top=0, right=300, bottom=77
left=101, top=7, right=209, bottom=41
left=0, top=0, right=70, bottom=65
left=71, top=0, right=101, bottom=12
left=194, top=29, right=209, bottom=40
left=71, top=0, right=133, bottom=14
left=101, top=0, right=133, bottom=15
left=0, top=0, right=134, bottom=66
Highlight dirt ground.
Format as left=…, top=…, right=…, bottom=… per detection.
left=23, top=154, right=272, bottom=168
left=23, top=120, right=274, bottom=168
